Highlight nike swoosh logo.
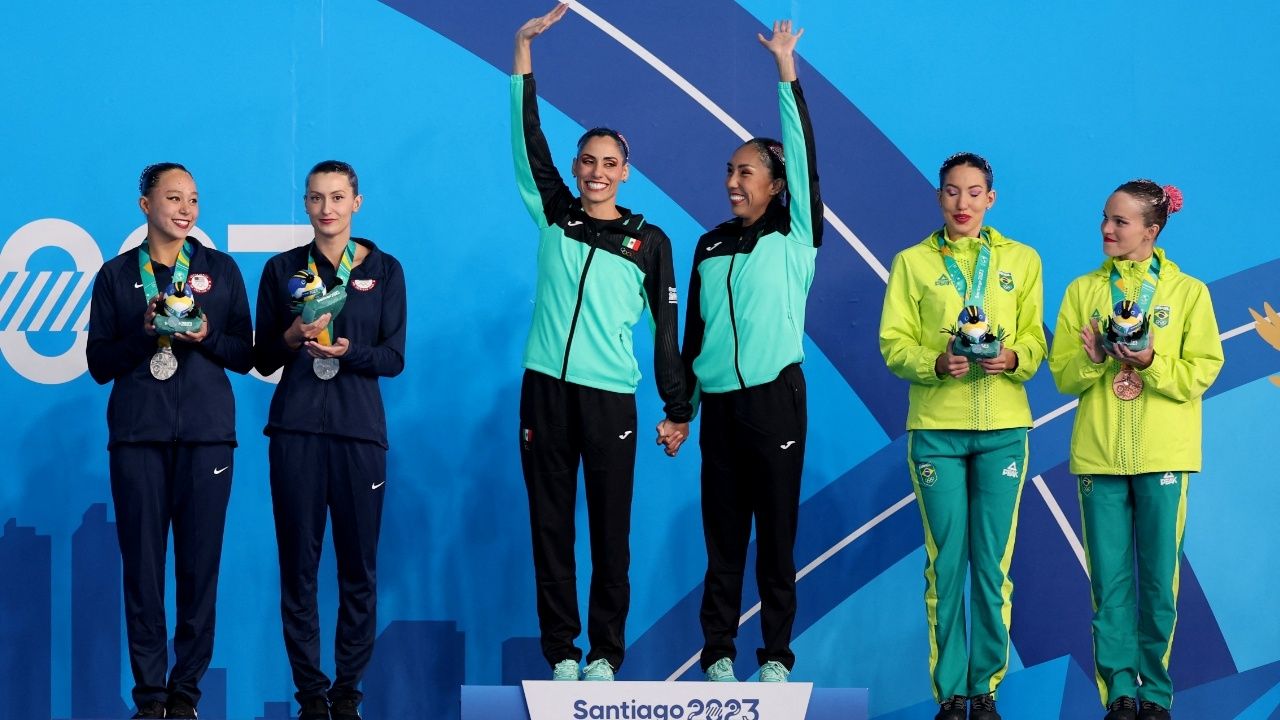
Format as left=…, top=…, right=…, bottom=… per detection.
left=779, top=441, right=796, bottom=450
left=618, top=430, right=634, bottom=440
left=213, top=466, right=229, bottom=475
left=705, top=241, right=722, bottom=252
left=566, top=220, right=584, bottom=227
left=372, top=481, right=386, bottom=490
left=134, top=282, right=145, bottom=288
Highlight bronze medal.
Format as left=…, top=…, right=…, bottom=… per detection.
left=1112, top=365, right=1144, bottom=400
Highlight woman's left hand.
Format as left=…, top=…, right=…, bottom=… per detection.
left=173, top=316, right=209, bottom=344
left=1110, top=343, right=1154, bottom=369
left=979, top=347, right=1019, bottom=374
left=305, top=337, right=350, bottom=358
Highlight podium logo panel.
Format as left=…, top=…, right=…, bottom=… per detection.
left=522, top=681, right=813, bottom=720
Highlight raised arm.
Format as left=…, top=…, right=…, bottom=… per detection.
left=511, top=4, right=574, bottom=229
left=760, top=21, right=822, bottom=247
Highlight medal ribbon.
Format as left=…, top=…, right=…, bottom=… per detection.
left=137, top=239, right=192, bottom=350
left=1109, top=252, right=1162, bottom=312
left=306, top=239, right=356, bottom=345
left=936, top=228, right=992, bottom=308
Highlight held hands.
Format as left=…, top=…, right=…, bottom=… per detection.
left=757, top=19, right=802, bottom=82
left=655, top=419, right=690, bottom=458
left=934, top=341, right=970, bottom=379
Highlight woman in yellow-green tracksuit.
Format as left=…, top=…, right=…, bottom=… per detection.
left=1049, top=180, right=1223, bottom=720
left=879, top=153, right=1046, bottom=720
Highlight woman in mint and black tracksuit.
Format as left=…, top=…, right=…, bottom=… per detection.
left=512, top=4, right=692, bottom=682
left=682, top=21, right=820, bottom=684
left=87, top=163, right=253, bottom=720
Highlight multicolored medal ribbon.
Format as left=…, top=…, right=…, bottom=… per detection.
left=937, top=230, right=1005, bottom=360
left=1102, top=255, right=1161, bottom=400
left=291, top=240, right=354, bottom=381
left=137, top=240, right=198, bottom=381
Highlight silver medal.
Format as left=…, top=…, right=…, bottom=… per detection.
left=313, top=357, right=339, bottom=380
left=149, top=348, right=178, bottom=380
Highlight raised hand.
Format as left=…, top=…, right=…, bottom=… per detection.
left=514, top=3, right=570, bottom=74
left=756, top=20, right=803, bottom=81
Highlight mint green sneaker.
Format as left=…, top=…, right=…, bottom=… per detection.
left=582, top=659, right=615, bottom=681
left=552, top=659, right=579, bottom=680
left=758, top=660, right=790, bottom=682
left=704, top=657, right=737, bottom=682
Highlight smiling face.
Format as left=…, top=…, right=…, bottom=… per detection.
left=572, top=135, right=629, bottom=216
left=139, top=169, right=198, bottom=244
left=938, top=163, right=995, bottom=240
left=726, top=142, right=784, bottom=226
left=305, top=171, right=362, bottom=242
left=1101, top=191, right=1159, bottom=261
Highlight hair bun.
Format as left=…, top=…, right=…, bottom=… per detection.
left=1163, top=185, right=1184, bottom=214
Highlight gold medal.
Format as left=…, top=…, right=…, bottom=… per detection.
left=1112, top=365, right=1144, bottom=400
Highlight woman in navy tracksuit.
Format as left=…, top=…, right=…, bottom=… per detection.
left=87, top=162, right=253, bottom=720
left=253, top=160, right=406, bottom=720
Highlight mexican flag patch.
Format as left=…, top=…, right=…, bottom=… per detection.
left=623, top=237, right=642, bottom=252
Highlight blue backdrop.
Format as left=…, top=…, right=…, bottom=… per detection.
left=2, top=2, right=1279, bottom=719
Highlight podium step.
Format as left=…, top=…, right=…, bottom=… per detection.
left=463, top=683, right=868, bottom=720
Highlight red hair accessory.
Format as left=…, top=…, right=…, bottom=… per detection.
left=1163, top=185, right=1184, bottom=214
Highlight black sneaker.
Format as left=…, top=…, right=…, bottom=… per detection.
left=131, top=701, right=166, bottom=719
left=934, top=695, right=966, bottom=720
left=969, top=693, right=1002, bottom=720
left=1138, top=701, right=1171, bottom=720
left=299, top=696, right=330, bottom=720
left=330, top=696, right=362, bottom=720
left=1105, top=696, right=1137, bottom=720
left=165, top=693, right=199, bottom=719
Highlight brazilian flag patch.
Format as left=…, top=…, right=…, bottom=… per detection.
left=917, top=462, right=938, bottom=487
left=1154, top=304, right=1171, bottom=328
left=999, top=270, right=1014, bottom=291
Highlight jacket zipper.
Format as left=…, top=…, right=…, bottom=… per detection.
left=727, top=237, right=746, bottom=389
left=562, top=229, right=600, bottom=381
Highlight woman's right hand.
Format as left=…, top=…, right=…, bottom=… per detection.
left=514, top=3, right=569, bottom=74
left=285, top=313, right=332, bottom=351
left=143, top=295, right=160, bottom=336
left=1080, top=317, right=1106, bottom=364
left=935, top=341, right=970, bottom=379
